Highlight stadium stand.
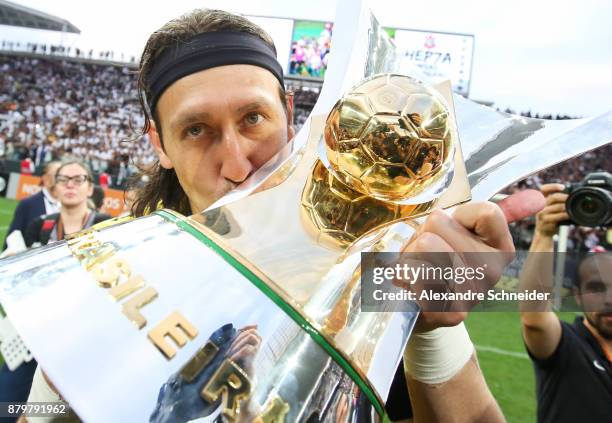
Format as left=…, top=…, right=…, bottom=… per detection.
left=0, top=54, right=146, bottom=188
left=0, top=52, right=323, bottom=189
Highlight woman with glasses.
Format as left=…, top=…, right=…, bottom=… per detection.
left=24, top=160, right=111, bottom=247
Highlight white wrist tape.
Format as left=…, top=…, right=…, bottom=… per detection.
left=403, top=322, right=474, bottom=384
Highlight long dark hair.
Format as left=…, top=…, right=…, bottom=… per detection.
left=129, top=9, right=281, bottom=217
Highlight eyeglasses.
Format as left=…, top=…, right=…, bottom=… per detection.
left=55, top=175, right=90, bottom=186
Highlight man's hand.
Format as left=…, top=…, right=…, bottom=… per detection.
left=535, top=183, right=569, bottom=239
left=404, top=189, right=546, bottom=332
left=401, top=190, right=545, bottom=423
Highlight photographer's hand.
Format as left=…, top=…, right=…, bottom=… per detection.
left=534, top=183, right=569, bottom=241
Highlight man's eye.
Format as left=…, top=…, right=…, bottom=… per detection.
left=245, top=113, right=263, bottom=126
left=187, top=125, right=203, bottom=137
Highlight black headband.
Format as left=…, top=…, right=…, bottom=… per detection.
left=145, top=31, right=284, bottom=113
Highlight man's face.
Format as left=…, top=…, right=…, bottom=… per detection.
left=150, top=64, right=295, bottom=214
left=577, top=254, right=612, bottom=339
left=42, top=162, right=61, bottom=192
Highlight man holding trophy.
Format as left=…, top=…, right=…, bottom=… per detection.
left=5, top=6, right=554, bottom=423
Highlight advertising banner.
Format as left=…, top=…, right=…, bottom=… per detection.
left=15, top=174, right=42, bottom=200
left=386, top=28, right=474, bottom=96
left=102, top=188, right=126, bottom=217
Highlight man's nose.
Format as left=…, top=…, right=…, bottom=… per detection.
left=219, top=129, right=254, bottom=184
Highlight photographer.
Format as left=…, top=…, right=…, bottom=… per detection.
left=519, top=182, right=612, bottom=423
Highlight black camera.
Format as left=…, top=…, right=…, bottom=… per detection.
left=564, top=172, right=612, bottom=227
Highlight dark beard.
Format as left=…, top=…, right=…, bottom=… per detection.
left=584, top=313, right=612, bottom=340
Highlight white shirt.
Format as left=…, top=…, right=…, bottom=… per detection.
left=42, top=187, right=60, bottom=214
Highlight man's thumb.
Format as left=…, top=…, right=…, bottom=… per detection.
left=497, top=189, right=546, bottom=223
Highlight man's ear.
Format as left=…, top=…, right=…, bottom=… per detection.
left=286, top=94, right=296, bottom=142
left=148, top=120, right=173, bottom=169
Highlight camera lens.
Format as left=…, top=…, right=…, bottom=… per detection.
left=567, top=187, right=612, bottom=227
left=579, top=196, right=600, bottom=215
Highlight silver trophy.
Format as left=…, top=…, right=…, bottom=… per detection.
left=0, top=0, right=611, bottom=421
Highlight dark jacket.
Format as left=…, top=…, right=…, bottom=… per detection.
left=4, top=191, right=46, bottom=249
left=24, top=211, right=111, bottom=247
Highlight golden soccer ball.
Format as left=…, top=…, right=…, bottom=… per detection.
left=300, top=161, right=432, bottom=248
left=324, top=74, right=455, bottom=202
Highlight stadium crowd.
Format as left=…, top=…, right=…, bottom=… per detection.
left=286, top=81, right=320, bottom=128
left=0, top=55, right=322, bottom=188
left=0, top=55, right=149, bottom=187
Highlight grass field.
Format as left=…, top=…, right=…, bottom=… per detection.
left=0, top=198, right=580, bottom=421
left=0, top=197, right=18, bottom=246
left=466, top=311, right=577, bottom=422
